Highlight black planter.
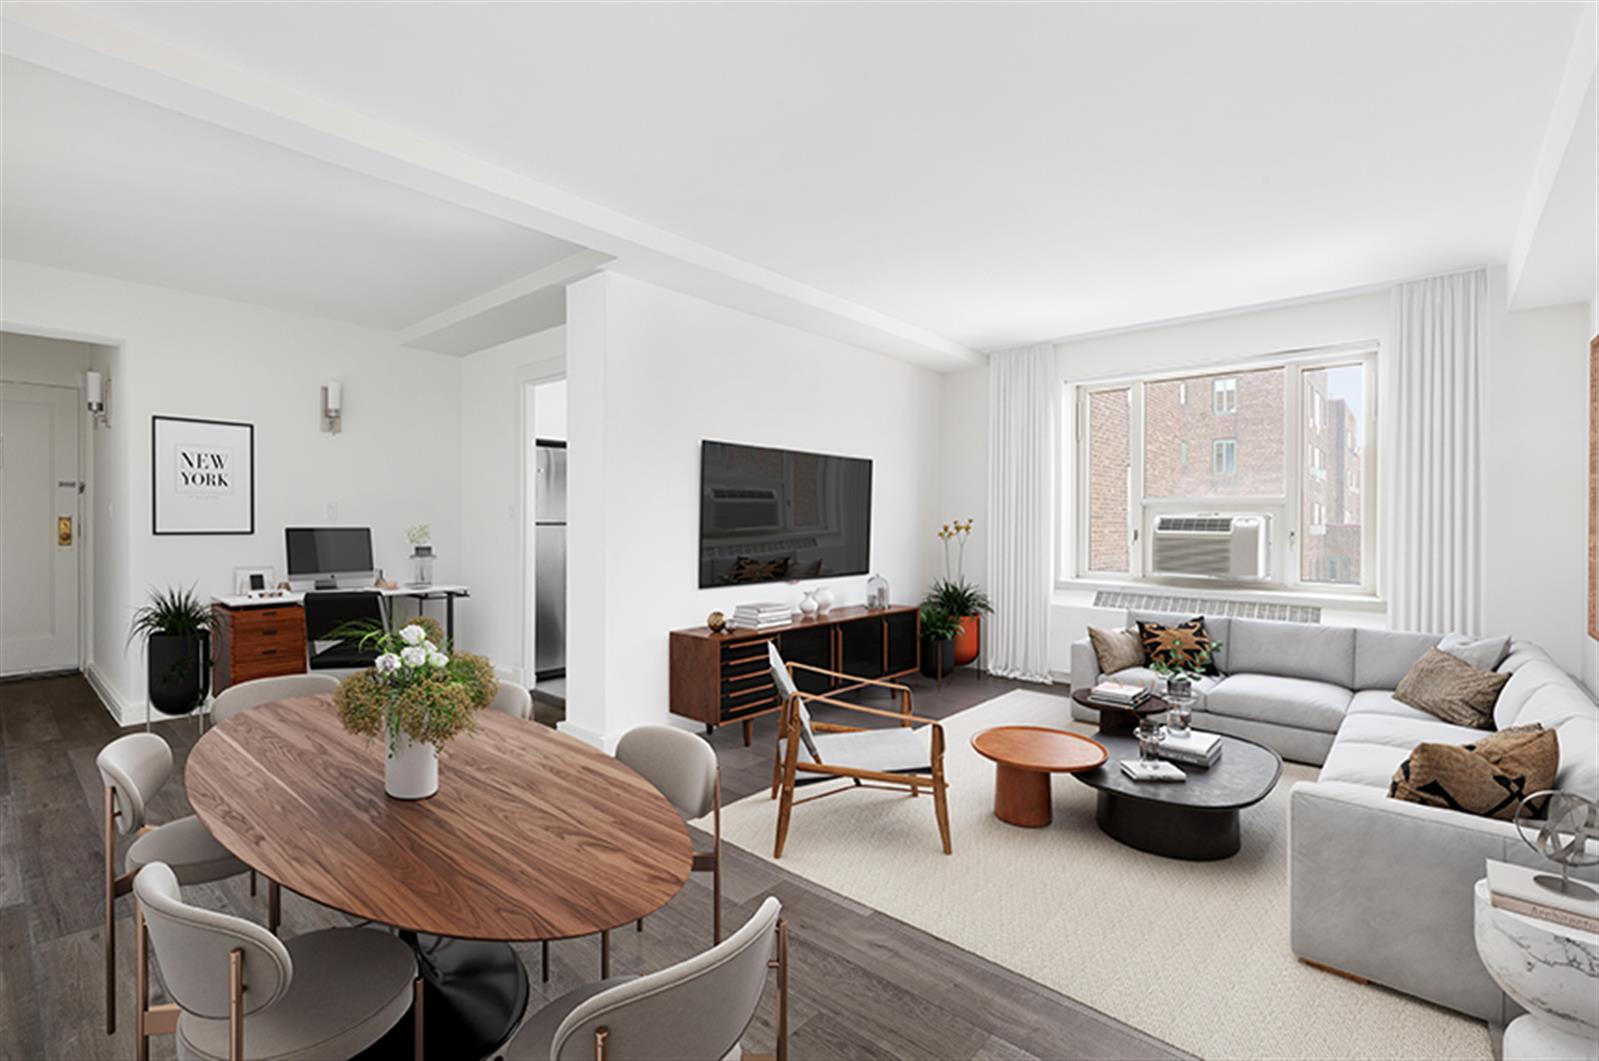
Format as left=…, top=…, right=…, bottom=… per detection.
left=147, top=631, right=210, bottom=716
left=920, top=637, right=956, bottom=680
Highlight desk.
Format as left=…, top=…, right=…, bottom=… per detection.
left=213, top=583, right=471, bottom=636
left=186, top=695, right=693, bottom=1056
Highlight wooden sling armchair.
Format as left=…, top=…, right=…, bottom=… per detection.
left=765, top=643, right=951, bottom=858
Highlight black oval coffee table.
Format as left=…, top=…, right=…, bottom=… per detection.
left=1070, top=731, right=1282, bottom=860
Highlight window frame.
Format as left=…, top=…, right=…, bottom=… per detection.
left=1071, top=349, right=1377, bottom=595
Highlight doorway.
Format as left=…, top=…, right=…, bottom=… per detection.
left=1, top=380, right=82, bottom=674
left=525, top=377, right=567, bottom=708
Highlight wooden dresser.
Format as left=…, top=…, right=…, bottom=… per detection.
left=210, top=601, right=308, bottom=695
left=669, top=604, right=920, bottom=744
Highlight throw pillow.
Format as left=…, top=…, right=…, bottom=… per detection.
left=1438, top=632, right=1512, bottom=672
left=1388, top=725, right=1559, bottom=820
left=1089, top=626, right=1144, bottom=675
left=1136, top=617, right=1220, bottom=675
left=1394, top=647, right=1511, bottom=729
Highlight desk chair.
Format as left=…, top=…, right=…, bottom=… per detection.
left=766, top=643, right=951, bottom=858
left=97, top=734, right=251, bottom=1037
left=303, top=591, right=388, bottom=671
left=500, top=897, right=787, bottom=1061
left=134, top=862, right=423, bottom=1061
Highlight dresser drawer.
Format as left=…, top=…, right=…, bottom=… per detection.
left=230, top=656, right=310, bottom=684
left=232, top=630, right=305, bottom=666
left=229, top=605, right=304, bottom=634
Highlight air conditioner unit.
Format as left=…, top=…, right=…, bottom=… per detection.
left=1149, top=514, right=1270, bottom=580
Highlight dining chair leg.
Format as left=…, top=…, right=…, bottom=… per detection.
left=268, top=878, right=281, bottom=934
left=635, top=918, right=644, bottom=933
left=772, top=918, right=789, bottom=1061
left=412, top=976, right=424, bottom=1061
left=228, top=947, right=245, bottom=1061
left=135, top=902, right=150, bottom=1061
left=541, top=940, right=549, bottom=983
left=249, top=868, right=257, bottom=897
left=600, top=930, right=610, bottom=979
left=712, top=773, right=723, bottom=944
left=104, top=786, right=117, bottom=1036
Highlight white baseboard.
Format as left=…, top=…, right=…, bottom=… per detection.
left=555, top=718, right=613, bottom=752
left=84, top=662, right=145, bottom=728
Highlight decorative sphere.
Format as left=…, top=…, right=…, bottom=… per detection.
left=1515, top=791, right=1599, bottom=868
left=706, top=610, right=727, bottom=633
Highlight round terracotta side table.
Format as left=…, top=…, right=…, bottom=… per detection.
left=971, top=726, right=1108, bottom=827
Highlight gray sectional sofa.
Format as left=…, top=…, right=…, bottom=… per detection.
left=1070, top=609, right=1599, bottom=1023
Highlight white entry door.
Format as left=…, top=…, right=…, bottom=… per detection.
left=1, top=382, right=81, bottom=674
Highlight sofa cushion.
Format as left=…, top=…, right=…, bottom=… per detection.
left=1344, top=689, right=1441, bottom=725
left=1554, top=716, right=1599, bottom=801
left=1088, top=626, right=1144, bottom=674
left=1228, top=618, right=1355, bottom=687
left=1353, top=629, right=1441, bottom=691
left=1394, top=649, right=1508, bottom=729
left=1492, top=660, right=1574, bottom=730
left=1499, top=641, right=1554, bottom=675
left=1437, top=632, right=1512, bottom=672
left=1206, top=673, right=1352, bottom=734
left=1319, top=739, right=1412, bottom=788
left=1336, top=712, right=1487, bottom=750
left=1137, top=617, right=1221, bottom=675
left=1387, top=726, right=1559, bottom=821
left=1130, top=611, right=1231, bottom=674
left=1513, top=683, right=1597, bottom=732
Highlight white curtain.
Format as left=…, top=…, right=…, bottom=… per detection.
left=987, top=343, right=1058, bottom=682
left=1383, top=268, right=1487, bottom=635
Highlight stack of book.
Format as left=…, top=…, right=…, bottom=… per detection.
left=1486, top=859, right=1599, bottom=934
left=1157, top=729, right=1222, bottom=768
left=1087, top=681, right=1152, bottom=708
left=1120, top=760, right=1186, bottom=783
left=729, top=602, right=794, bottom=631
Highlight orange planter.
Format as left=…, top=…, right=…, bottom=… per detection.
left=952, top=614, right=981, bottom=666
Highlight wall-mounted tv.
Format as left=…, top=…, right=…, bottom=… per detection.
left=699, top=440, right=872, bottom=588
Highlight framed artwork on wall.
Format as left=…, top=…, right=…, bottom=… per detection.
left=152, top=415, right=255, bottom=535
left=1590, top=335, right=1598, bottom=641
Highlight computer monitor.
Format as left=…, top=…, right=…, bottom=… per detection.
left=285, top=527, right=375, bottom=588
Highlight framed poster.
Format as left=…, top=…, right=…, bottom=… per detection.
left=152, top=415, right=255, bottom=535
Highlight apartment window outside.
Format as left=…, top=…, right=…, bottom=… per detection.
left=1076, top=353, right=1374, bottom=592
left=1212, top=439, right=1237, bottom=476
left=1213, top=377, right=1238, bottom=415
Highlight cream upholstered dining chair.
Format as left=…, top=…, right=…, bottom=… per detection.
left=488, top=681, right=534, bottom=720
left=208, top=673, right=341, bottom=936
left=766, top=643, right=951, bottom=858
left=501, top=897, right=787, bottom=1061
left=97, top=732, right=251, bottom=1037
left=133, top=861, right=423, bottom=1061
left=538, top=723, right=721, bottom=983
left=210, top=673, right=340, bottom=726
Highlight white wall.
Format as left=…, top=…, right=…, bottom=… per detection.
left=1589, top=295, right=1599, bottom=696
left=938, top=364, right=990, bottom=592
left=2, top=260, right=465, bottom=722
left=456, top=326, right=565, bottom=680
left=564, top=271, right=942, bottom=748
left=1484, top=299, right=1592, bottom=685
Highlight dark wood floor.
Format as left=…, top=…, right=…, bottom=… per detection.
left=0, top=670, right=1188, bottom=1061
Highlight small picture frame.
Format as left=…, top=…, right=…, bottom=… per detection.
left=235, top=566, right=275, bottom=596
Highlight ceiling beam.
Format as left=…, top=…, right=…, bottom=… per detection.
left=1, top=5, right=982, bottom=372
left=396, top=249, right=610, bottom=349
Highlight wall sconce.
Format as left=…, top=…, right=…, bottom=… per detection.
left=85, top=369, right=110, bottom=428
left=320, top=380, right=343, bottom=434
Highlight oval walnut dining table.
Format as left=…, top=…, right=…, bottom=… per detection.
left=184, top=694, right=694, bottom=1059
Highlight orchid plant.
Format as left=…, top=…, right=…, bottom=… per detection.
left=924, top=518, right=993, bottom=617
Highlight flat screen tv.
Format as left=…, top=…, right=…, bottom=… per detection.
left=699, top=440, right=872, bottom=588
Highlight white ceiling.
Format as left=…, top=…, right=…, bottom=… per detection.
left=1, top=57, right=586, bottom=332
left=61, top=0, right=1589, bottom=351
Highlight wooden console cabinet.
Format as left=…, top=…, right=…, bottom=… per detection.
left=211, top=601, right=308, bottom=695
left=669, top=604, right=920, bottom=744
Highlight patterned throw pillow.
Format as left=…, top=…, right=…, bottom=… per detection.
left=1136, top=618, right=1219, bottom=675
left=1388, top=725, right=1558, bottom=820
left=1394, top=648, right=1510, bottom=729
left=1089, top=626, right=1144, bottom=675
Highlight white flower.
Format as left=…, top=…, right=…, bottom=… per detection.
left=374, top=653, right=401, bottom=675
left=399, top=624, right=428, bottom=646
left=428, top=651, right=449, bottom=668
left=401, top=645, right=429, bottom=668
left=422, top=640, right=437, bottom=654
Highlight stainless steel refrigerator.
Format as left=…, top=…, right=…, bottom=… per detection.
left=533, top=441, right=566, bottom=679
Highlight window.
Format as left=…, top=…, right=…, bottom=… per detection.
left=1212, top=378, right=1238, bottom=415
left=1212, top=439, right=1237, bottom=476
left=1075, top=352, right=1374, bottom=591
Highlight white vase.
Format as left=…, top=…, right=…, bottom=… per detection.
left=814, top=587, right=835, bottom=613
left=799, top=591, right=819, bottom=617
left=385, top=725, right=438, bottom=800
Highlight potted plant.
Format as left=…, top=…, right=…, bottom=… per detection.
left=331, top=615, right=496, bottom=799
left=919, top=606, right=965, bottom=680
left=129, top=586, right=211, bottom=717
left=925, top=519, right=993, bottom=667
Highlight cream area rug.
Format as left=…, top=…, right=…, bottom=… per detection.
left=701, top=689, right=1491, bottom=1060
